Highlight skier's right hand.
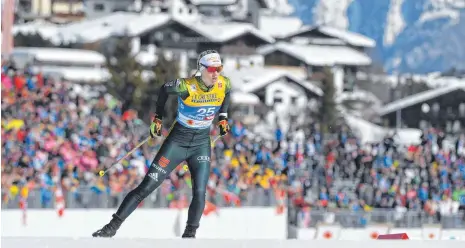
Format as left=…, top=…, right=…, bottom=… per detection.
left=150, top=115, right=163, bottom=138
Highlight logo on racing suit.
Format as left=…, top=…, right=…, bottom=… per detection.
left=197, top=156, right=210, bottom=162
left=159, top=156, right=170, bottom=168
left=151, top=164, right=167, bottom=174
left=148, top=172, right=158, bottom=181
left=191, top=94, right=219, bottom=103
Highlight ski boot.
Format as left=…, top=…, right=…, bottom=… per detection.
left=181, top=225, right=198, bottom=238
left=92, top=214, right=123, bottom=238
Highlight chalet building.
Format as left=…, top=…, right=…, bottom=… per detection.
left=282, top=25, right=376, bottom=52
left=140, top=17, right=275, bottom=73
left=254, top=27, right=375, bottom=93
left=15, top=0, right=85, bottom=23
left=378, top=83, right=465, bottom=132
left=226, top=67, right=322, bottom=114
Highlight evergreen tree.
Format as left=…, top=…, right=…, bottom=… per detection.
left=148, top=50, right=180, bottom=123
left=14, top=32, right=75, bottom=48
left=104, top=35, right=145, bottom=114
left=14, top=33, right=55, bottom=47
left=104, top=35, right=180, bottom=123
left=320, top=67, right=338, bottom=134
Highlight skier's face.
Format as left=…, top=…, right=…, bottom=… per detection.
left=201, top=65, right=222, bottom=86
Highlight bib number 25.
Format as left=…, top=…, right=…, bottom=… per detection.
left=196, top=107, right=215, bottom=118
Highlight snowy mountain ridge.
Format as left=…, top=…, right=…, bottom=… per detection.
left=289, top=0, right=465, bottom=74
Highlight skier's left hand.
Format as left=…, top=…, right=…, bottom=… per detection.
left=150, top=115, right=163, bottom=137
left=218, top=116, right=230, bottom=136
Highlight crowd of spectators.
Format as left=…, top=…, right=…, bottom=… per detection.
left=2, top=63, right=465, bottom=227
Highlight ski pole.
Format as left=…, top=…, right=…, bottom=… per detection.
left=211, top=135, right=221, bottom=148
left=99, top=136, right=152, bottom=177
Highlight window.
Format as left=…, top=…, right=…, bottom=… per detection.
left=94, top=3, right=105, bottom=11
left=154, top=31, right=164, bottom=41
left=419, top=120, right=428, bottom=129
left=459, top=103, right=465, bottom=117
left=291, top=97, right=297, bottom=104
left=432, top=102, right=440, bottom=114
left=453, top=120, right=461, bottom=133
left=421, top=103, right=430, bottom=113
left=171, top=32, right=180, bottom=42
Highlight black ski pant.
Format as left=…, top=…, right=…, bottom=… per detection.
left=115, top=129, right=211, bottom=228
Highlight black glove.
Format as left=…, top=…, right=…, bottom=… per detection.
left=218, top=115, right=230, bottom=136
left=150, top=115, right=163, bottom=138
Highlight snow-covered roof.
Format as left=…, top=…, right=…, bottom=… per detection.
left=356, top=71, right=465, bottom=88
left=257, top=42, right=372, bottom=66
left=13, top=12, right=273, bottom=45
left=12, top=47, right=106, bottom=65
left=38, top=66, right=110, bottom=83
left=337, top=90, right=382, bottom=106
left=225, top=67, right=322, bottom=96
left=12, top=20, right=59, bottom=40
left=258, top=15, right=303, bottom=38
left=345, top=114, right=421, bottom=145
left=189, top=0, right=236, bottom=5
left=231, top=91, right=261, bottom=105
left=60, top=12, right=171, bottom=43
left=13, top=12, right=171, bottom=44
left=378, top=83, right=465, bottom=116
left=318, top=26, right=376, bottom=48
left=176, top=18, right=275, bottom=43
left=285, top=25, right=376, bottom=48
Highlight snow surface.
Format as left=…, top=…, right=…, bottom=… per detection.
left=3, top=237, right=460, bottom=248
left=419, top=0, right=465, bottom=23
left=313, top=0, right=354, bottom=29
left=383, top=0, right=405, bottom=46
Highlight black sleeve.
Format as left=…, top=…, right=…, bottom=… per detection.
left=154, top=79, right=188, bottom=118
left=155, top=84, right=169, bottom=118
left=218, top=77, right=231, bottom=121
left=218, top=90, right=230, bottom=116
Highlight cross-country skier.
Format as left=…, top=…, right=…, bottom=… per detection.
left=92, top=50, right=231, bottom=238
